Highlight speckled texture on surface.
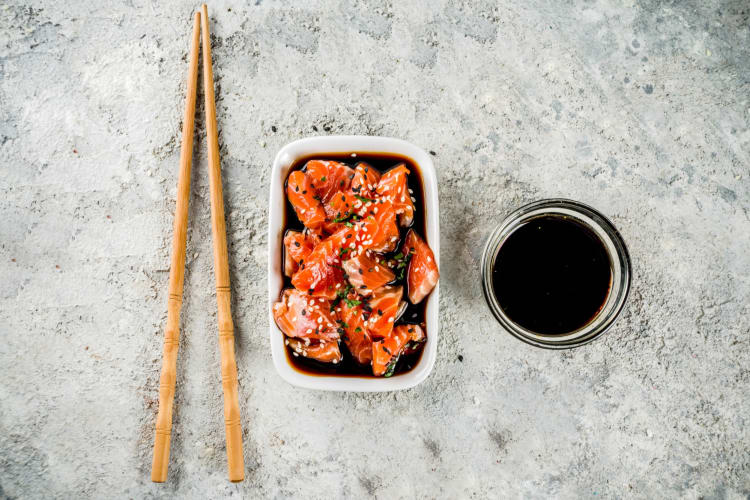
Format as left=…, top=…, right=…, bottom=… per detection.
left=1, top=1, right=749, bottom=498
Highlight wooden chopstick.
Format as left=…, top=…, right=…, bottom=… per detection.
left=151, top=10, right=201, bottom=484
left=200, top=3, right=245, bottom=483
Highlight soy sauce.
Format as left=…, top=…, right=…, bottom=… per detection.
left=281, top=152, right=428, bottom=377
left=491, top=215, right=612, bottom=335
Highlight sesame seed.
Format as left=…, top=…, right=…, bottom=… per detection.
left=409, top=188, right=413, bottom=194
left=388, top=317, right=394, bottom=323
left=293, top=352, right=299, bottom=357
left=317, top=317, right=323, bottom=323
left=306, top=329, right=313, bottom=334
left=400, top=196, right=405, bottom=202
left=300, top=208, right=306, bottom=214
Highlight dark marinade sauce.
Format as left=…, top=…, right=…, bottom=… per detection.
left=492, top=215, right=612, bottom=335
left=281, top=153, right=428, bottom=377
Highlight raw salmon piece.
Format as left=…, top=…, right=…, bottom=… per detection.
left=343, top=251, right=395, bottom=296
left=287, top=171, right=326, bottom=230
left=376, top=163, right=415, bottom=227
left=403, top=229, right=439, bottom=304
left=364, top=285, right=404, bottom=339
left=304, top=160, right=354, bottom=203
left=272, top=289, right=339, bottom=341
left=351, top=162, right=381, bottom=197
left=372, top=324, right=424, bottom=376
left=325, top=225, right=358, bottom=260
left=336, top=298, right=372, bottom=365
left=291, top=238, right=345, bottom=299
left=324, top=190, right=355, bottom=220
left=326, top=218, right=377, bottom=259
left=283, top=230, right=320, bottom=277
left=364, top=199, right=400, bottom=253
left=402, top=324, right=426, bottom=355
left=287, top=338, right=343, bottom=363
left=323, top=190, right=356, bottom=233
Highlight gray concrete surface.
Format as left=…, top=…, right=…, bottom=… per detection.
left=1, top=0, right=749, bottom=498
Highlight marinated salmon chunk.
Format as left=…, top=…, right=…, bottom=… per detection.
left=402, top=324, right=426, bottom=355
left=351, top=162, right=381, bottom=197
left=326, top=225, right=358, bottom=260
left=376, top=164, right=415, bottom=227
left=364, top=199, right=400, bottom=253
left=336, top=298, right=373, bottom=364
left=323, top=190, right=357, bottom=233
left=273, top=289, right=339, bottom=342
left=291, top=238, right=345, bottom=299
left=305, top=160, right=354, bottom=203
left=287, top=338, right=343, bottom=363
left=283, top=230, right=319, bottom=277
left=287, top=171, right=326, bottom=230
left=372, top=324, right=425, bottom=376
left=343, top=251, right=395, bottom=296
left=403, top=229, right=439, bottom=304
left=364, top=285, right=404, bottom=339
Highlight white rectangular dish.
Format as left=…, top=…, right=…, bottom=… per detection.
left=267, top=136, right=439, bottom=391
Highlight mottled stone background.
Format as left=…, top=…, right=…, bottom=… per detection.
left=1, top=0, right=748, bottom=498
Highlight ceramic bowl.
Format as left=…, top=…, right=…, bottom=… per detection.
left=267, top=136, right=439, bottom=391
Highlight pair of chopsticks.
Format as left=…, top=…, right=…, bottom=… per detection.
left=151, top=5, right=244, bottom=483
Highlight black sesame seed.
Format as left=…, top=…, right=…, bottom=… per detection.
left=458, top=355, right=464, bottom=362
left=271, top=125, right=277, bottom=132
left=294, top=241, right=301, bottom=247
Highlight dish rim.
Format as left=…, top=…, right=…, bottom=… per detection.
left=267, top=135, right=440, bottom=392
